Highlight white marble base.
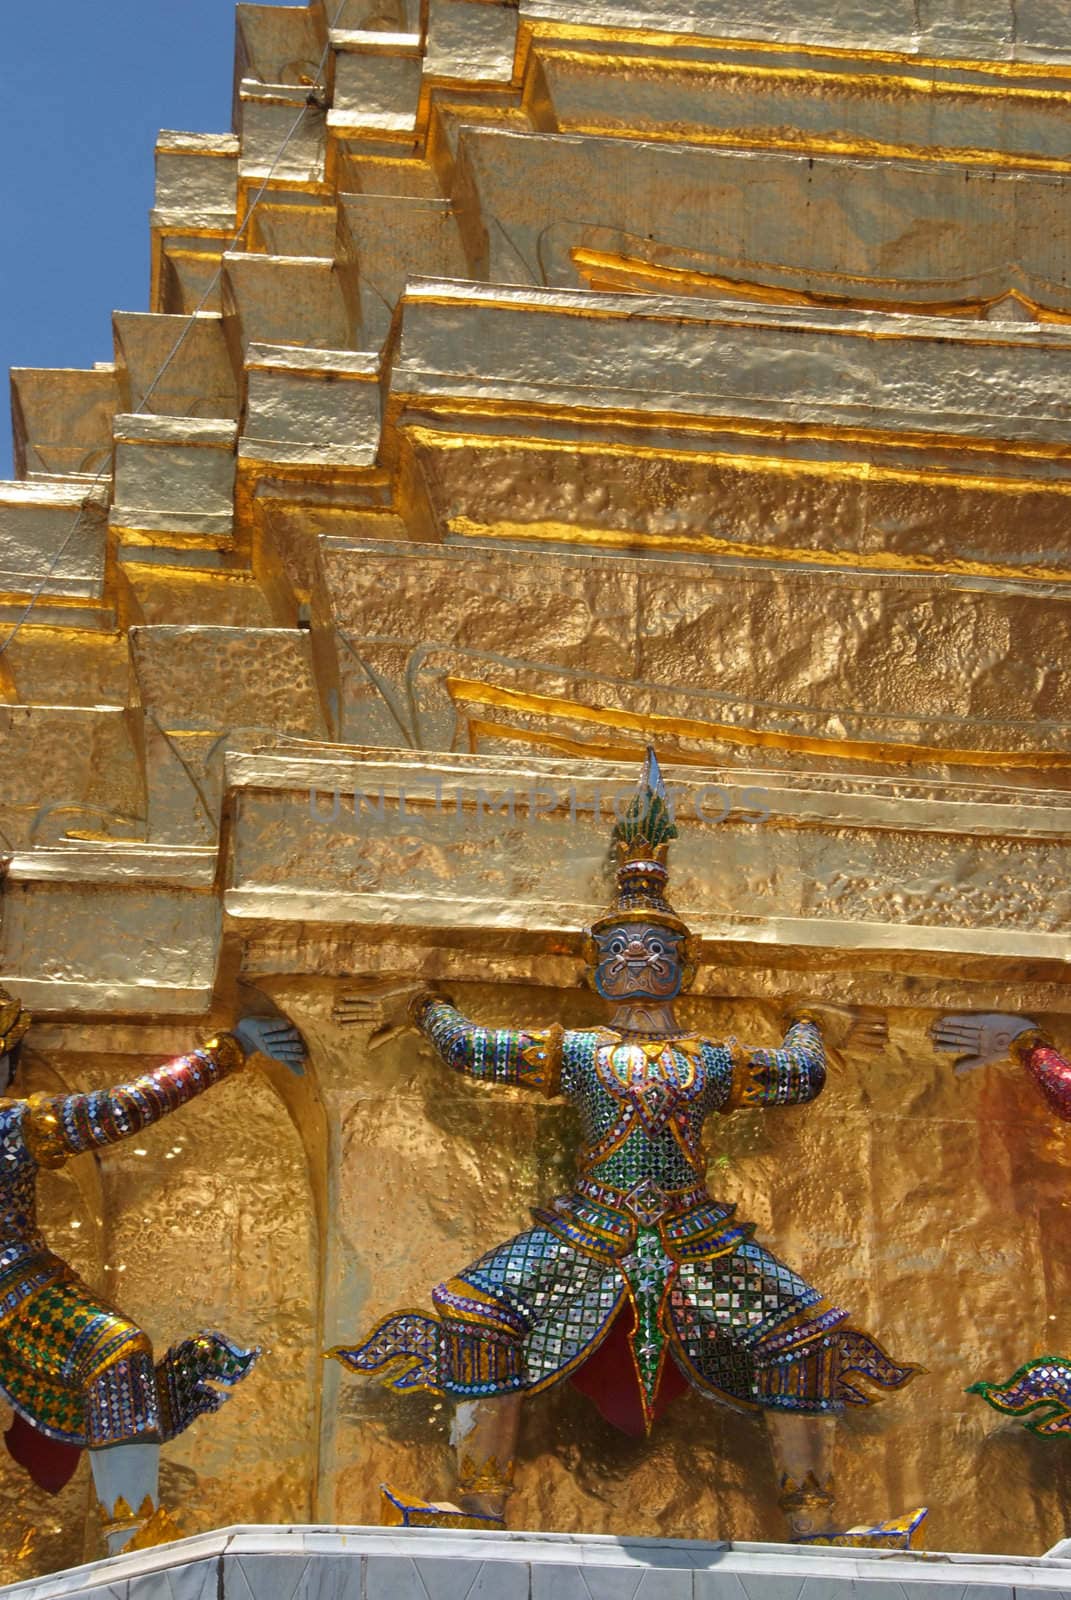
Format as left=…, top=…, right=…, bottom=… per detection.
left=3, top=1527, right=1071, bottom=1600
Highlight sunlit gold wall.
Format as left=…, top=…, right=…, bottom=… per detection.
left=0, top=972, right=1068, bottom=1580
left=4, top=0, right=1071, bottom=1577
left=301, top=983, right=1071, bottom=1556
left=0, top=1048, right=319, bottom=1581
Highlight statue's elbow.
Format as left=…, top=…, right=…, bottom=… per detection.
left=804, top=1065, right=827, bottom=1102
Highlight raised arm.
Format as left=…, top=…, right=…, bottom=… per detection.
left=932, top=1013, right=1071, bottom=1122
left=412, top=993, right=563, bottom=1097
left=22, top=1035, right=247, bottom=1168
left=1017, top=1034, right=1071, bottom=1122
left=723, top=1014, right=827, bottom=1111
left=20, top=1016, right=305, bottom=1169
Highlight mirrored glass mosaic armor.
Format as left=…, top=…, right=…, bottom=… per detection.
left=932, top=1010, right=1071, bottom=1124
left=331, top=750, right=925, bottom=1547
left=968, top=1358, right=1071, bottom=1436
left=0, top=994, right=304, bottom=1553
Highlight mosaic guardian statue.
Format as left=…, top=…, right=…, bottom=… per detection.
left=332, top=751, right=925, bottom=1546
left=0, top=991, right=304, bottom=1552
left=933, top=1010, right=1071, bottom=1438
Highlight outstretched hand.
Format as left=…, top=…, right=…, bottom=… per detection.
left=332, top=981, right=432, bottom=1049
left=842, top=1007, right=888, bottom=1052
left=233, top=1015, right=306, bottom=1076
left=787, top=1001, right=888, bottom=1052
left=931, top=1012, right=1035, bottom=1074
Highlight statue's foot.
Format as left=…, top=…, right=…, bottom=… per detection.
left=126, top=1506, right=184, bottom=1553
left=794, top=1507, right=928, bottom=1550
left=100, top=1496, right=183, bottom=1557
left=380, top=1483, right=505, bottom=1530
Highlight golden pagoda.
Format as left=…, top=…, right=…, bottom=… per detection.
left=1, top=0, right=1070, bottom=1576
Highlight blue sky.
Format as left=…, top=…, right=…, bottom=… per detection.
left=0, top=1, right=285, bottom=479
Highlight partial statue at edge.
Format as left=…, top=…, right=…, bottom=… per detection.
left=0, top=990, right=304, bottom=1553
left=332, top=748, right=926, bottom=1546
left=933, top=1008, right=1071, bottom=1439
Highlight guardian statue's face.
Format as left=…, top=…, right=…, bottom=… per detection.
left=591, top=921, right=684, bottom=1001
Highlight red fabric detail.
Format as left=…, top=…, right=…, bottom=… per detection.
left=1025, top=1045, right=1071, bottom=1122
left=569, top=1306, right=688, bottom=1437
left=5, top=1413, right=82, bottom=1494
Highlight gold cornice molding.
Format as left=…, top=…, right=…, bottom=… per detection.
left=217, top=744, right=1071, bottom=985
left=570, top=253, right=1071, bottom=323
left=448, top=678, right=1071, bottom=772
left=550, top=118, right=1071, bottom=175
left=444, top=515, right=1071, bottom=586
left=399, top=284, right=1071, bottom=351
left=406, top=423, right=1071, bottom=495
left=539, top=49, right=1071, bottom=102
left=386, top=391, right=1071, bottom=467
left=515, top=17, right=1071, bottom=85
left=515, top=26, right=1071, bottom=172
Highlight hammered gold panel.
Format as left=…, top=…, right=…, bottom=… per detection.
left=0, top=1046, right=319, bottom=1570
left=306, top=981, right=1071, bottom=1552
left=124, top=568, right=278, bottom=630
left=0, top=707, right=143, bottom=849
left=10, top=369, right=117, bottom=480
left=408, top=428, right=1071, bottom=578
left=98, top=1058, right=319, bottom=1533
left=0, top=1053, right=107, bottom=1582
left=5, top=0, right=1071, bottom=1575
left=130, top=625, right=326, bottom=737
left=1, top=631, right=130, bottom=713
left=535, top=43, right=1071, bottom=171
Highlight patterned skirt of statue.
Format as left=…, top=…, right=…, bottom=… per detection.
left=0, top=1250, right=259, bottom=1484
left=333, top=1193, right=919, bottom=1435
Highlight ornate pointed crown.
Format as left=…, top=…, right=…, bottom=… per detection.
left=589, top=748, right=691, bottom=938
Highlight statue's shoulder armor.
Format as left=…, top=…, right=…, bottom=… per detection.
left=0, top=1098, right=30, bottom=1164
left=569, top=1026, right=618, bottom=1051
left=0, top=1095, right=71, bottom=1169
left=561, top=1027, right=619, bottom=1083
left=696, top=1037, right=738, bottom=1065
left=565, top=1027, right=620, bottom=1050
